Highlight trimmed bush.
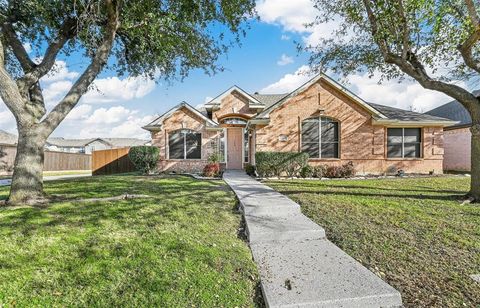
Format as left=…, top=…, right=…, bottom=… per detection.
left=128, top=146, right=160, bottom=174
left=244, top=163, right=255, bottom=176
left=255, top=151, right=309, bottom=177
left=324, top=161, right=355, bottom=178
left=313, top=165, right=327, bottom=178
left=203, top=163, right=220, bottom=177
left=207, top=152, right=222, bottom=163
left=299, top=165, right=314, bottom=178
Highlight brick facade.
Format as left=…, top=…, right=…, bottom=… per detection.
left=150, top=79, right=446, bottom=175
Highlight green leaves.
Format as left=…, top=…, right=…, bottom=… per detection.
left=1, top=0, right=256, bottom=80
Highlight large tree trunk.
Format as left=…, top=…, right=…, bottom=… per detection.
left=470, top=121, right=480, bottom=200
left=7, top=129, right=47, bottom=205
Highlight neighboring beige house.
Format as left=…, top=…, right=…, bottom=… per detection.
left=425, top=92, right=477, bottom=172
left=143, top=73, right=456, bottom=175
left=45, top=137, right=149, bottom=154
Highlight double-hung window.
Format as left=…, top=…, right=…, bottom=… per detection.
left=168, top=129, right=201, bottom=159
left=301, top=117, right=339, bottom=158
left=387, top=128, right=422, bottom=158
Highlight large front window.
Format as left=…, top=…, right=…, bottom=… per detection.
left=168, top=129, right=201, bottom=159
left=387, top=128, right=421, bottom=158
left=301, top=117, right=339, bottom=158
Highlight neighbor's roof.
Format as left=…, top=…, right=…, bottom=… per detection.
left=425, top=90, right=479, bottom=128
left=102, top=138, right=148, bottom=147
left=46, top=137, right=99, bottom=147
left=0, top=129, right=17, bottom=145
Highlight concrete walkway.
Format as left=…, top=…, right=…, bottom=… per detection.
left=223, top=170, right=402, bottom=308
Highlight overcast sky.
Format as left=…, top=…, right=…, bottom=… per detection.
left=0, top=0, right=468, bottom=139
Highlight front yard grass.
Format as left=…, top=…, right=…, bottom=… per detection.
left=0, top=175, right=259, bottom=307
left=266, top=176, right=479, bottom=307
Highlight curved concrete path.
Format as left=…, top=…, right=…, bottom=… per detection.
left=223, top=170, right=402, bottom=308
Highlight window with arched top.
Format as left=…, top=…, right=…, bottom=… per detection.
left=220, top=117, right=247, bottom=125
left=168, top=129, right=201, bottom=159
left=301, top=117, right=339, bottom=158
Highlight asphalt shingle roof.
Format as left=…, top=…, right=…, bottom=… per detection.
left=424, top=90, right=479, bottom=127
left=250, top=93, right=288, bottom=108
left=368, top=103, right=454, bottom=122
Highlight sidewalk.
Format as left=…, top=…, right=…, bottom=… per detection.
left=223, top=170, right=402, bottom=308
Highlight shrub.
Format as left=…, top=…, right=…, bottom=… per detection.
left=324, top=161, right=355, bottom=178
left=203, top=163, right=220, bottom=177
left=128, top=146, right=160, bottom=174
left=207, top=152, right=222, bottom=163
left=340, top=161, right=355, bottom=178
left=299, top=165, right=314, bottom=178
left=313, top=165, right=327, bottom=178
left=255, top=151, right=309, bottom=177
left=244, top=163, right=256, bottom=176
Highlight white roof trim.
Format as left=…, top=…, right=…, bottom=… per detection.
left=204, top=85, right=263, bottom=107
left=372, top=119, right=459, bottom=127
left=255, top=73, right=387, bottom=119
left=142, top=102, right=218, bottom=131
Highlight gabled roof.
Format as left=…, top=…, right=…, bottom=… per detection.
left=46, top=137, right=100, bottom=147
left=0, top=129, right=17, bottom=145
left=251, top=73, right=457, bottom=126
left=204, top=85, right=265, bottom=108
left=250, top=93, right=288, bottom=108
left=425, top=90, right=479, bottom=128
left=143, top=101, right=218, bottom=131
left=255, top=73, right=388, bottom=119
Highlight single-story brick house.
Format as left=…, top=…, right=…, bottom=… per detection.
left=425, top=91, right=478, bottom=172
left=143, top=73, right=456, bottom=175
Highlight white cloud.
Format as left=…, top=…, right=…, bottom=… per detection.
left=0, top=108, right=16, bottom=133
left=82, top=76, right=155, bottom=104
left=261, top=65, right=313, bottom=93
left=85, top=106, right=137, bottom=124
left=277, top=54, right=294, bottom=66
left=42, top=60, right=79, bottom=83
left=43, top=80, right=74, bottom=107
left=256, top=0, right=338, bottom=46
left=65, top=104, right=92, bottom=120
left=281, top=34, right=291, bottom=40
left=347, top=72, right=460, bottom=112
left=22, top=42, right=32, bottom=53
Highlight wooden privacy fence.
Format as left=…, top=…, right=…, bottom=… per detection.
left=1, top=144, right=91, bottom=175
left=44, top=151, right=91, bottom=171
left=92, top=147, right=136, bottom=175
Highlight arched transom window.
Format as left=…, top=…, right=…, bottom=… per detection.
left=301, top=117, right=339, bottom=158
left=168, top=129, right=201, bottom=159
left=220, top=117, right=247, bottom=125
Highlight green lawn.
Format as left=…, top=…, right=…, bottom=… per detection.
left=266, top=177, right=480, bottom=307
left=0, top=175, right=259, bottom=307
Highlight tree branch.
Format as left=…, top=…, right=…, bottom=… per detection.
left=0, top=39, right=32, bottom=125
left=41, top=0, right=121, bottom=135
left=1, top=22, right=35, bottom=71
left=457, top=0, right=480, bottom=74
left=19, top=17, right=77, bottom=88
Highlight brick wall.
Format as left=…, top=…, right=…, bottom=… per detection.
left=151, top=106, right=221, bottom=173
left=255, top=80, right=444, bottom=175
left=443, top=127, right=471, bottom=171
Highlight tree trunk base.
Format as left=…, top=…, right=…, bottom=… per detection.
left=5, top=193, right=50, bottom=207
